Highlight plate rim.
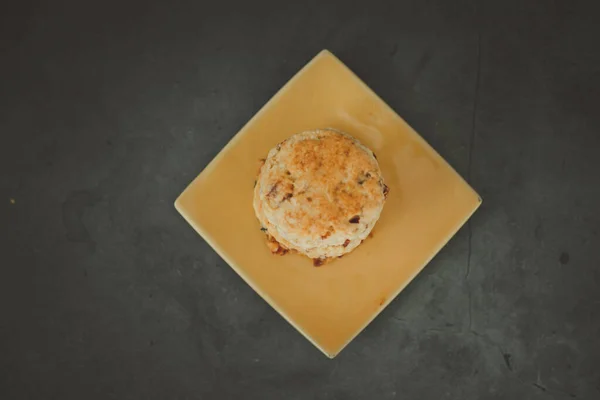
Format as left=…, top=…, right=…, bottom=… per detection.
left=174, top=49, right=482, bottom=358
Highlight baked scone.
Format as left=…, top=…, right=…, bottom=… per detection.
left=253, top=129, right=389, bottom=265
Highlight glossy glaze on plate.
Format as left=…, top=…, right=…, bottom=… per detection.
left=175, top=50, right=481, bottom=358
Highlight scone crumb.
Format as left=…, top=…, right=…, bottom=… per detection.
left=313, top=258, right=325, bottom=267
left=266, top=235, right=288, bottom=255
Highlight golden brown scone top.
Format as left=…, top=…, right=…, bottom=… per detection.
left=257, top=129, right=386, bottom=241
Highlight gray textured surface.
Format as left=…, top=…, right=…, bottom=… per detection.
left=1, top=1, right=599, bottom=399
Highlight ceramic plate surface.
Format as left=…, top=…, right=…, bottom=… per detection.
left=175, top=50, right=481, bottom=357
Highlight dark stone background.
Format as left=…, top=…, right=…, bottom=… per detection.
left=1, top=1, right=599, bottom=398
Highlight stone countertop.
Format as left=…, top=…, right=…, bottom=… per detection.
left=1, top=1, right=599, bottom=399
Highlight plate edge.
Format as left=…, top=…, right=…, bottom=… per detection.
left=174, top=49, right=334, bottom=209
left=332, top=198, right=483, bottom=356
left=174, top=201, right=336, bottom=358
left=174, top=49, right=338, bottom=358
left=174, top=49, right=482, bottom=359
left=319, top=51, right=483, bottom=357
left=325, top=51, right=482, bottom=202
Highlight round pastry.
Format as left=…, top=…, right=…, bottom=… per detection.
left=253, top=129, right=388, bottom=265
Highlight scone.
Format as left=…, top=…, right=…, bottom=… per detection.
left=253, top=129, right=389, bottom=265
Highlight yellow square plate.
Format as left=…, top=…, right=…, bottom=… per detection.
left=175, top=50, right=481, bottom=358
